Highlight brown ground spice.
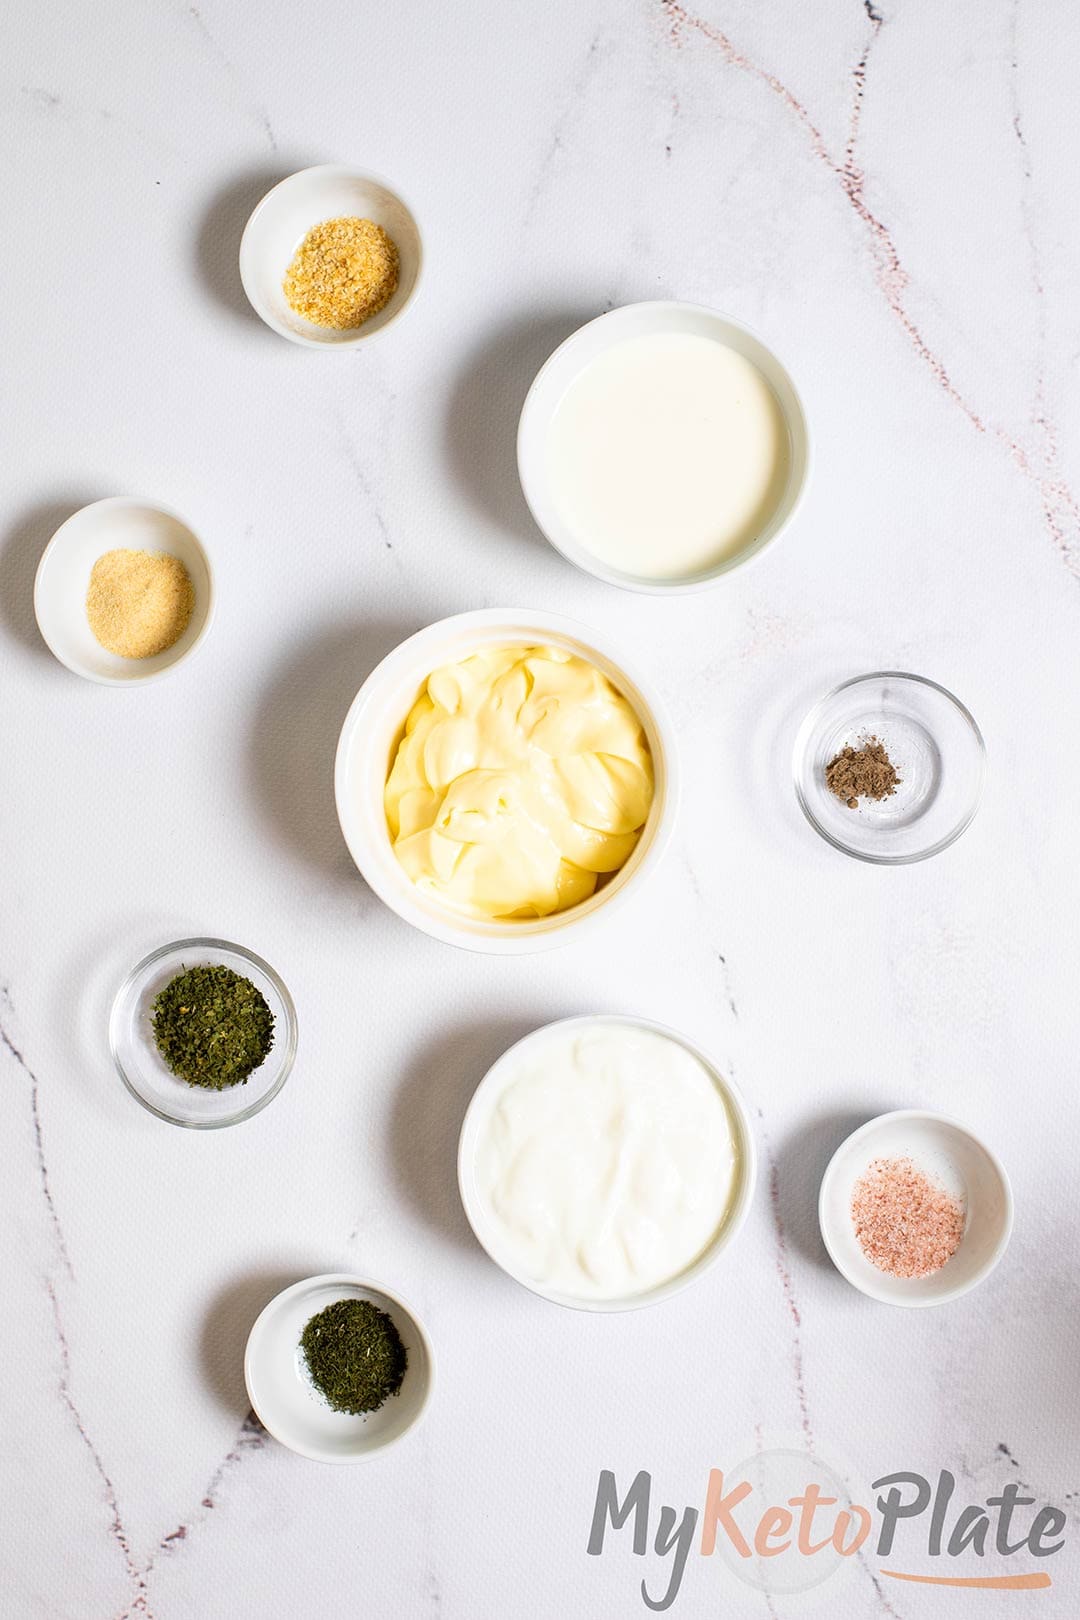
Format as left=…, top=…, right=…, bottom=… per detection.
left=825, top=736, right=900, bottom=809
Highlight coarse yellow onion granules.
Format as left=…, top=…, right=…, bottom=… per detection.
left=282, top=216, right=400, bottom=330
left=86, top=549, right=195, bottom=659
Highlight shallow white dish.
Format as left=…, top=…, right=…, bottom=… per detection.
left=819, top=1110, right=1013, bottom=1307
left=34, top=497, right=214, bottom=685
left=517, top=301, right=810, bottom=593
left=239, top=165, right=422, bottom=347
left=334, top=609, right=679, bottom=954
left=457, top=1015, right=756, bottom=1310
left=244, top=1274, right=434, bottom=1463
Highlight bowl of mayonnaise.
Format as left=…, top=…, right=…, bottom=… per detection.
left=334, top=609, right=679, bottom=952
left=457, top=1015, right=757, bottom=1309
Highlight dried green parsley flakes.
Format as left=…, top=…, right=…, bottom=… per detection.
left=151, top=963, right=274, bottom=1089
left=300, top=1298, right=408, bottom=1415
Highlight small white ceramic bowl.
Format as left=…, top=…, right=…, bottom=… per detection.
left=517, top=301, right=810, bottom=593
left=457, top=1015, right=757, bottom=1310
left=819, top=1110, right=1013, bottom=1307
left=239, top=165, right=422, bottom=348
left=334, top=609, right=679, bottom=953
left=244, top=1274, right=434, bottom=1463
left=34, top=497, right=214, bottom=685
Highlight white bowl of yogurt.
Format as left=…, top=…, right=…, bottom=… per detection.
left=517, top=301, right=810, bottom=593
left=457, top=1016, right=756, bottom=1310
left=334, top=610, right=678, bottom=953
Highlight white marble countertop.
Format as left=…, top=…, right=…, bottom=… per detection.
left=4, top=1, right=1080, bottom=1615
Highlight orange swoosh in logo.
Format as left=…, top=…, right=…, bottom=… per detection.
left=881, top=1569, right=1052, bottom=1591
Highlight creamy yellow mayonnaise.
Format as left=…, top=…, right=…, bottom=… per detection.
left=384, top=645, right=653, bottom=920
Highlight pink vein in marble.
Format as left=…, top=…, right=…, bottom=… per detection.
left=659, top=0, right=1080, bottom=579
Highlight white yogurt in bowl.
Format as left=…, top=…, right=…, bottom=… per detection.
left=458, top=1016, right=756, bottom=1310
left=518, top=302, right=809, bottom=593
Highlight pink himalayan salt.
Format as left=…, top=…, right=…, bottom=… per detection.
left=851, top=1156, right=965, bottom=1280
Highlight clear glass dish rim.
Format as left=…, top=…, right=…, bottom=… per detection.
left=110, top=935, right=298, bottom=1128
left=792, top=670, right=987, bottom=866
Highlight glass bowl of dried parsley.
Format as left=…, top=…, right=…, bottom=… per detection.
left=110, top=938, right=297, bottom=1127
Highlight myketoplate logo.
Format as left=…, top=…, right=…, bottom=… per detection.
left=587, top=1450, right=1065, bottom=1611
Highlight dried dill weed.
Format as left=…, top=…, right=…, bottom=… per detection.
left=283, top=216, right=399, bottom=330
left=300, top=1298, right=408, bottom=1415
left=86, top=548, right=194, bottom=659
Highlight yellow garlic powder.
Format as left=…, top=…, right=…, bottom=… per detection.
left=283, top=216, right=399, bottom=330
left=86, top=549, right=195, bottom=659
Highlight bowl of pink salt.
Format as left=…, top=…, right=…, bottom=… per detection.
left=818, top=1110, right=1013, bottom=1307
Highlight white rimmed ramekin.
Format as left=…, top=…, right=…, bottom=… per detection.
left=333, top=609, right=679, bottom=953
left=239, top=164, right=423, bottom=349
left=517, top=301, right=810, bottom=594
left=457, top=1015, right=757, bottom=1310
left=34, top=496, right=215, bottom=685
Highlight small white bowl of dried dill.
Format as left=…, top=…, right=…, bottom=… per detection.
left=245, top=1274, right=435, bottom=1463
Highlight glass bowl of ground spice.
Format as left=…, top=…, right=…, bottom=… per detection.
left=239, top=165, right=422, bottom=348
left=110, top=938, right=297, bottom=1127
left=244, top=1274, right=434, bottom=1462
left=818, top=1111, right=1013, bottom=1306
left=34, top=497, right=214, bottom=685
left=792, top=672, right=985, bottom=863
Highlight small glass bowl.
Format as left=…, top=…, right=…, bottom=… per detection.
left=110, top=938, right=297, bottom=1127
left=793, top=673, right=985, bottom=863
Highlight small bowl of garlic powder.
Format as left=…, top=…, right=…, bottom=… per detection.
left=239, top=165, right=423, bottom=348
left=34, top=496, right=215, bottom=685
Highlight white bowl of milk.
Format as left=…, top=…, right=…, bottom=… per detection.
left=517, top=302, right=809, bottom=592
